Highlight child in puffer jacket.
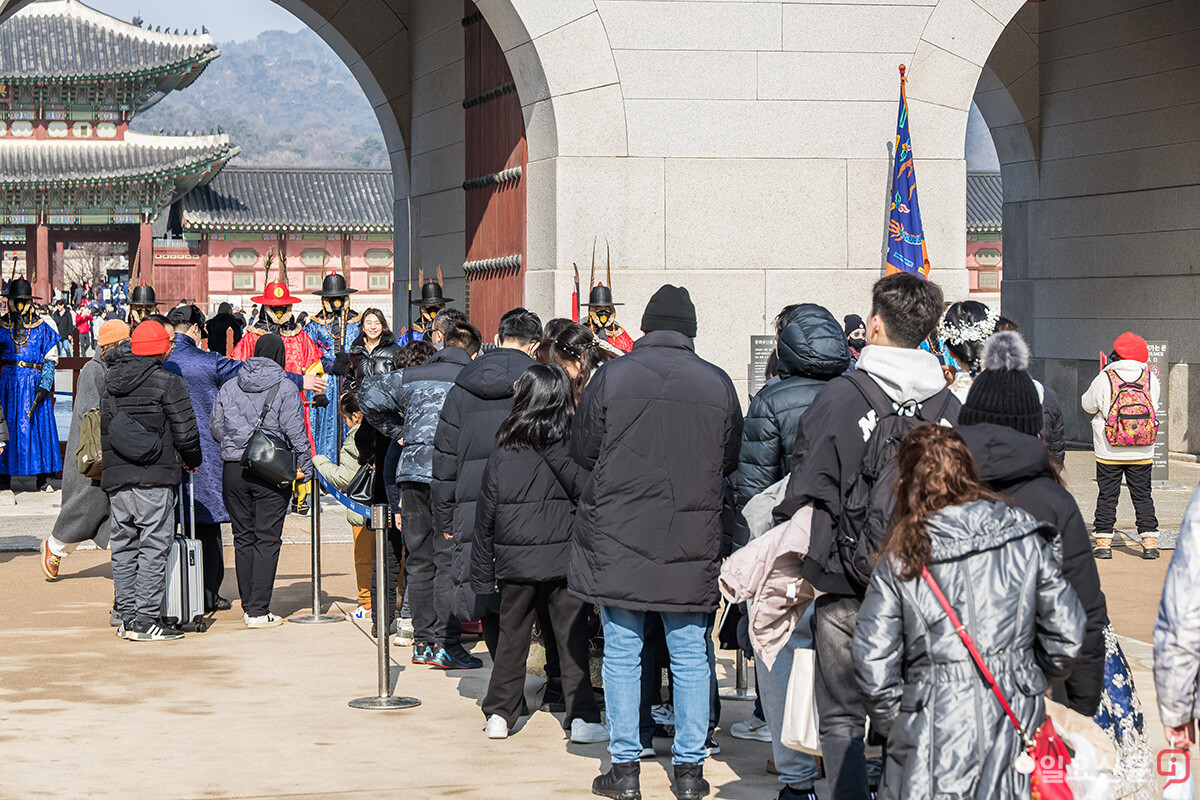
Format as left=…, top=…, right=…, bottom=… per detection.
left=312, top=393, right=370, bottom=619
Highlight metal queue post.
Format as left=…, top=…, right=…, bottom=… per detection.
left=350, top=503, right=421, bottom=710
left=290, top=476, right=346, bottom=624
left=721, top=651, right=754, bottom=701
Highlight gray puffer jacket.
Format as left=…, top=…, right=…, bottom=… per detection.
left=1155, top=484, right=1200, bottom=728
left=210, top=357, right=312, bottom=479
left=852, top=500, right=1084, bottom=800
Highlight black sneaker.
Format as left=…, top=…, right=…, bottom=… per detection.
left=427, top=643, right=482, bottom=670
left=778, top=787, right=818, bottom=800
left=704, top=736, right=720, bottom=757
left=1143, top=547, right=1160, bottom=560
left=1094, top=546, right=1112, bottom=559
left=593, top=761, right=640, bottom=800
left=411, top=643, right=433, bottom=665
left=109, top=607, right=122, bottom=627
left=670, top=763, right=709, bottom=800
left=124, top=619, right=184, bottom=641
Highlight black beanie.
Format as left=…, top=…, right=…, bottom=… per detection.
left=959, top=331, right=1043, bottom=437
left=254, top=333, right=286, bottom=368
left=641, top=284, right=697, bottom=338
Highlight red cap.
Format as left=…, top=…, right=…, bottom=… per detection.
left=131, top=320, right=171, bottom=356
left=1113, top=331, right=1148, bottom=363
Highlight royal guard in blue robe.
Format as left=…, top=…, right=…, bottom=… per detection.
left=397, top=279, right=452, bottom=346
left=306, top=273, right=360, bottom=461
left=0, top=278, right=61, bottom=489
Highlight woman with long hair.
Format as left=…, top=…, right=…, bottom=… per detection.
left=348, top=308, right=399, bottom=388
left=852, top=424, right=1084, bottom=799
left=470, top=364, right=607, bottom=744
left=936, top=300, right=998, bottom=401
left=550, top=323, right=619, bottom=404
left=535, top=317, right=575, bottom=364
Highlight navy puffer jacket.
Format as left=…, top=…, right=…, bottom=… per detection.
left=733, top=304, right=850, bottom=546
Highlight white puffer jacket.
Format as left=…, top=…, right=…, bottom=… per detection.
left=1080, top=359, right=1160, bottom=462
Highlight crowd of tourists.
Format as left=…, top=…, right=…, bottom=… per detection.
left=23, top=266, right=1200, bottom=800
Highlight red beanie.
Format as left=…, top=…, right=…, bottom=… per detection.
left=131, top=320, right=171, bottom=356
left=1113, top=331, right=1148, bottom=363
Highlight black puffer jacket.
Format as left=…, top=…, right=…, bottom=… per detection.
left=958, top=422, right=1107, bottom=716
left=433, top=347, right=538, bottom=619
left=569, top=330, right=743, bottom=612
left=348, top=335, right=400, bottom=386
left=734, top=304, right=850, bottom=546
left=100, top=352, right=201, bottom=491
left=471, top=438, right=583, bottom=592
left=1040, top=382, right=1066, bottom=462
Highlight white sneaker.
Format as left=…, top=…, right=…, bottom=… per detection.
left=570, top=718, right=610, bottom=744
left=245, top=613, right=285, bottom=628
left=650, top=703, right=674, bottom=726
left=393, top=617, right=415, bottom=646
left=351, top=605, right=371, bottom=621
left=730, top=714, right=772, bottom=742
left=485, top=714, right=508, bottom=739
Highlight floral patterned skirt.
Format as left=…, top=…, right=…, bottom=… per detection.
left=1093, top=623, right=1154, bottom=800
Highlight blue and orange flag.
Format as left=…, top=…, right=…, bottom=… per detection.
left=885, top=64, right=930, bottom=278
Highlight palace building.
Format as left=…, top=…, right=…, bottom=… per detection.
left=0, top=0, right=237, bottom=300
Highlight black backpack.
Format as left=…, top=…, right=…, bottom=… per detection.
left=835, top=371, right=954, bottom=593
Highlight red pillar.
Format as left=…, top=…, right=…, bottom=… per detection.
left=31, top=224, right=50, bottom=301
left=139, top=223, right=153, bottom=290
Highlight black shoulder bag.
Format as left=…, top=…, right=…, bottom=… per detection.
left=240, top=383, right=297, bottom=488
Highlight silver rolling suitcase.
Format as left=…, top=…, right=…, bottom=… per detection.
left=162, top=472, right=205, bottom=627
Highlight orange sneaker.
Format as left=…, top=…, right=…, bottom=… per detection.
left=40, top=539, right=61, bottom=581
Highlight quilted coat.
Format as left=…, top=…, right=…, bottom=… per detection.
left=852, top=500, right=1084, bottom=800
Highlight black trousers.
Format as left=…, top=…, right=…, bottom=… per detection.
left=368, top=525, right=405, bottom=636
left=223, top=462, right=289, bottom=617
left=399, top=482, right=461, bottom=645
left=482, top=579, right=600, bottom=729
left=1094, top=461, right=1158, bottom=534
left=194, top=521, right=225, bottom=609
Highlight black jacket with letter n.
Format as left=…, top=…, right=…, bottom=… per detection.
left=958, top=422, right=1108, bottom=716
left=569, top=330, right=744, bottom=613
left=100, top=352, right=202, bottom=491
left=471, top=438, right=584, bottom=593
left=775, top=344, right=960, bottom=597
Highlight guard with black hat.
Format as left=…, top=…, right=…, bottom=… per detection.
left=127, top=283, right=160, bottom=327
left=581, top=241, right=634, bottom=352
left=307, top=271, right=360, bottom=460
left=399, top=268, right=453, bottom=346
left=0, top=277, right=57, bottom=490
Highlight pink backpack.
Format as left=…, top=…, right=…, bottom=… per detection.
left=1104, top=368, right=1157, bottom=446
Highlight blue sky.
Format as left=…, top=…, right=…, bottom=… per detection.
left=72, top=0, right=305, bottom=43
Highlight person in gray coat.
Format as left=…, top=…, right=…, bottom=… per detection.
left=853, top=425, right=1084, bottom=800
left=41, top=320, right=129, bottom=583
left=1155, top=483, right=1200, bottom=751
left=211, top=334, right=311, bottom=628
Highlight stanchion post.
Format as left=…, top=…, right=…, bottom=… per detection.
left=720, top=650, right=755, bottom=701
left=290, top=475, right=345, bottom=624
left=350, top=503, right=420, bottom=710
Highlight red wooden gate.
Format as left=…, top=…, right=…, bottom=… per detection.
left=463, top=3, right=526, bottom=341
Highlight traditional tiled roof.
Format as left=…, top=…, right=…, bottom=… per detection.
left=181, top=167, right=395, bottom=233
left=0, top=131, right=238, bottom=184
left=966, top=171, right=1003, bottom=232
left=0, top=0, right=217, bottom=81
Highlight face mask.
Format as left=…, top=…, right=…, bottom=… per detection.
left=12, top=300, right=28, bottom=315
left=420, top=306, right=442, bottom=326
left=323, top=297, right=345, bottom=314
left=848, top=335, right=866, bottom=350
left=269, top=306, right=292, bottom=324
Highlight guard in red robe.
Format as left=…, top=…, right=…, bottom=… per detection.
left=231, top=280, right=324, bottom=375
left=584, top=283, right=633, bottom=353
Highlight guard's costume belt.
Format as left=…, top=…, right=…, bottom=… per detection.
left=2, top=360, right=43, bottom=369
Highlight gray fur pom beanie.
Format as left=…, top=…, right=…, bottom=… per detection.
left=959, top=331, right=1043, bottom=437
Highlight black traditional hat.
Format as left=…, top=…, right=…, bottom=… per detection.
left=583, top=283, right=622, bottom=307
left=130, top=284, right=159, bottom=307
left=412, top=279, right=453, bottom=307
left=6, top=278, right=36, bottom=301
left=313, top=273, right=357, bottom=297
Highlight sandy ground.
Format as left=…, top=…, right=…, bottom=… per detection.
left=0, top=450, right=1195, bottom=798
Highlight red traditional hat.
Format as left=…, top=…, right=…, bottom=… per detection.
left=252, top=280, right=303, bottom=306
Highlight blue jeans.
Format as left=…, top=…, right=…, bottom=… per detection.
left=601, top=606, right=712, bottom=765
left=754, top=607, right=819, bottom=791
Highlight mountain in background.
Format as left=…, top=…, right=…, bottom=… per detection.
left=131, top=29, right=389, bottom=168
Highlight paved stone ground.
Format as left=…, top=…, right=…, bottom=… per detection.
left=0, top=450, right=1195, bottom=798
